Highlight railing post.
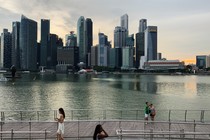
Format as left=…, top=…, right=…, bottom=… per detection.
left=193, top=120, right=196, bottom=140
left=180, top=129, right=185, bottom=139
left=29, top=118, right=31, bottom=140
left=200, top=110, right=204, bottom=122
left=184, top=110, right=187, bottom=122
left=77, top=118, right=79, bottom=140
left=37, top=111, right=39, bottom=121
left=71, top=110, right=73, bottom=120
left=103, top=110, right=106, bottom=120
left=169, top=120, right=171, bottom=140
left=120, top=110, right=122, bottom=120
left=150, top=129, right=153, bottom=140
left=168, top=110, right=171, bottom=122
left=11, top=129, right=14, bottom=140
left=20, top=111, right=23, bottom=121
left=45, top=129, right=47, bottom=140
left=120, top=128, right=122, bottom=140
left=136, top=110, right=138, bottom=120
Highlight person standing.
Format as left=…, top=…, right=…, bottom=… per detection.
left=150, top=104, right=156, bottom=121
left=55, top=108, right=65, bottom=140
left=93, top=124, right=108, bottom=140
left=144, top=102, right=150, bottom=123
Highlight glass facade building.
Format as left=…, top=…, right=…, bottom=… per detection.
left=145, top=26, right=157, bottom=61
left=12, top=22, right=20, bottom=69
left=40, top=19, right=50, bottom=67
left=20, top=15, right=37, bottom=71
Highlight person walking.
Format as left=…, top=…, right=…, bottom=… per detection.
left=93, top=124, right=108, bottom=140
left=55, top=108, right=65, bottom=140
left=144, top=102, right=150, bottom=123
left=149, top=104, right=156, bottom=121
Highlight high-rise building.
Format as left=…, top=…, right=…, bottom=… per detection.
left=12, top=22, right=20, bottom=69
left=91, top=45, right=98, bottom=67
left=136, top=19, right=147, bottom=68
left=144, top=26, right=157, bottom=61
left=114, top=26, right=127, bottom=48
left=66, top=31, right=77, bottom=47
left=85, top=18, right=93, bottom=54
left=122, top=34, right=134, bottom=69
left=0, top=29, right=12, bottom=68
left=56, top=46, right=79, bottom=73
left=40, top=19, right=50, bottom=67
left=139, top=19, right=147, bottom=32
left=98, top=33, right=110, bottom=66
left=77, top=16, right=86, bottom=64
left=47, top=34, right=59, bottom=69
left=20, top=15, right=37, bottom=71
left=121, top=14, right=128, bottom=31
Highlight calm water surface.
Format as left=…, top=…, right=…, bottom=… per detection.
left=0, top=73, right=210, bottom=112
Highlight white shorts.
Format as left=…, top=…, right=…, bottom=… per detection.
left=145, top=114, right=149, bottom=118
left=57, top=123, right=64, bottom=134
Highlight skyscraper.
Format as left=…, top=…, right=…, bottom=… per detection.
left=47, top=34, right=58, bottom=69
left=77, top=16, right=86, bottom=63
left=98, top=33, right=110, bottom=66
left=40, top=19, right=50, bottom=67
left=121, top=14, right=128, bottom=31
left=144, top=26, right=157, bottom=61
left=66, top=31, right=77, bottom=47
left=20, top=15, right=37, bottom=71
left=136, top=19, right=147, bottom=68
left=139, top=19, right=147, bottom=32
left=122, top=34, right=134, bottom=69
left=0, top=29, right=12, bottom=68
left=85, top=18, right=93, bottom=54
left=12, top=22, right=20, bottom=69
left=114, top=26, right=127, bottom=48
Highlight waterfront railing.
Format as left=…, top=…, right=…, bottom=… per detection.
left=1, top=109, right=210, bottom=122
left=1, top=120, right=210, bottom=139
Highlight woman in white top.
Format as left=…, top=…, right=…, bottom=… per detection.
left=55, top=108, right=65, bottom=140
left=93, top=124, right=108, bottom=140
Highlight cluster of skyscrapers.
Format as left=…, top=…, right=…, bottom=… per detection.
left=0, top=14, right=160, bottom=72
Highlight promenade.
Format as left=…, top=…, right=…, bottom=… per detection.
left=1, top=120, right=210, bottom=139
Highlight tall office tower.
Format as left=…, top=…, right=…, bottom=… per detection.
left=47, top=34, right=58, bottom=69
left=144, top=26, right=157, bottom=61
left=20, top=15, right=37, bottom=71
left=139, top=19, right=147, bottom=32
left=40, top=19, right=50, bottom=67
left=91, top=45, right=98, bottom=67
left=77, top=16, right=86, bottom=64
left=0, top=29, right=12, bottom=68
left=0, top=36, right=1, bottom=67
left=85, top=18, right=93, bottom=67
left=12, top=22, right=20, bottom=69
left=37, top=43, right=41, bottom=68
left=122, top=34, right=134, bottom=69
left=136, top=19, right=147, bottom=68
left=121, top=14, right=128, bottom=31
left=98, top=33, right=110, bottom=66
left=85, top=18, right=93, bottom=54
left=114, top=26, right=127, bottom=48
left=66, top=31, right=77, bottom=47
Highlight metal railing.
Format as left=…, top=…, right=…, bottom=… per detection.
left=1, top=119, right=210, bottom=139
left=0, top=129, right=50, bottom=140
left=1, top=109, right=210, bottom=122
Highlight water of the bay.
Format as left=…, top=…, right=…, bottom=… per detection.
left=0, top=73, right=210, bottom=121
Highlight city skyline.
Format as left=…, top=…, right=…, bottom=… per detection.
left=0, top=0, right=210, bottom=64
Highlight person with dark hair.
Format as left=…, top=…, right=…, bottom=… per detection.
left=55, top=108, right=65, bottom=140
left=149, top=104, right=156, bottom=121
left=144, top=102, right=150, bottom=123
left=93, top=124, right=108, bottom=140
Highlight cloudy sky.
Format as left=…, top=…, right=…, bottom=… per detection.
left=0, top=0, right=210, bottom=64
